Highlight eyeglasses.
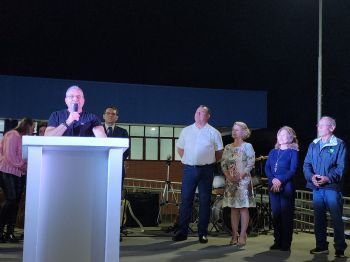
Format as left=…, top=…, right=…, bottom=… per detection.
left=105, top=112, right=117, bottom=116
left=316, top=124, right=331, bottom=128
left=66, top=95, right=83, bottom=100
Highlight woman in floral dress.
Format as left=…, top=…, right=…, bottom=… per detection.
left=221, top=122, right=255, bottom=247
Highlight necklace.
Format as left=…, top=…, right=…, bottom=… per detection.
left=274, top=149, right=286, bottom=172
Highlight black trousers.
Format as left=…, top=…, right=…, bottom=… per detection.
left=0, top=172, right=25, bottom=226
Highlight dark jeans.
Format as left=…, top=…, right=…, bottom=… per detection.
left=0, top=172, right=25, bottom=226
left=178, top=164, right=214, bottom=236
left=269, top=182, right=295, bottom=248
left=313, top=189, right=347, bottom=251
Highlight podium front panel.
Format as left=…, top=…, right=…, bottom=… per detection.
left=22, top=137, right=128, bottom=262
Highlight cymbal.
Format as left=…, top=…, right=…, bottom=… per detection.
left=255, top=156, right=268, bottom=161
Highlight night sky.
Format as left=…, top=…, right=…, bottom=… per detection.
left=1, top=0, right=350, bottom=191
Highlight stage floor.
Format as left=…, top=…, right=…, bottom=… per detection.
left=0, top=227, right=349, bottom=261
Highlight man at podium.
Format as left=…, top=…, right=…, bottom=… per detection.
left=45, top=86, right=106, bottom=137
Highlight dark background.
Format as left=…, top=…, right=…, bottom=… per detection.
left=1, top=0, right=350, bottom=193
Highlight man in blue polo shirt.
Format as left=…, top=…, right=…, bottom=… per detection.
left=45, top=85, right=106, bottom=137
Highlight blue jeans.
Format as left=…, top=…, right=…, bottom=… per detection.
left=178, top=164, right=214, bottom=236
left=313, top=189, right=347, bottom=251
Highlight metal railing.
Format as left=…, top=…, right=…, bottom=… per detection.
left=124, top=178, right=182, bottom=224
left=123, top=177, right=350, bottom=236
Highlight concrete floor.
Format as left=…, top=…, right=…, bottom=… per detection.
left=120, top=228, right=349, bottom=262
left=0, top=227, right=349, bottom=261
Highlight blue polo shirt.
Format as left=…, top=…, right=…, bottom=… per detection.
left=48, top=109, right=101, bottom=137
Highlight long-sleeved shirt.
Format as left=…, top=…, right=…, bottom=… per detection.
left=0, top=130, right=26, bottom=177
left=265, top=148, right=298, bottom=188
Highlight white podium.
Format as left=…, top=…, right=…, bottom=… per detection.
left=22, top=136, right=129, bottom=262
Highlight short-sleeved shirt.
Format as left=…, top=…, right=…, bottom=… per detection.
left=48, top=109, right=101, bottom=137
left=176, top=123, right=223, bottom=165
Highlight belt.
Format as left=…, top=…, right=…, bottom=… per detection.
left=185, top=163, right=215, bottom=168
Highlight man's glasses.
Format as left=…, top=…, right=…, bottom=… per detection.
left=105, top=112, right=117, bottom=116
left=66, top=95, right=83, bottom=100
left=316, top=124, right=331, bottom=128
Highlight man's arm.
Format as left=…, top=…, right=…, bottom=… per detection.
left=45, top=124, right=68, bottom=136
left=177, top=147, right=184, bottom=158
left=93, top=126, right=107, bottom=138
left=45, top=111, right=80, bottom=136
left=303, top=143, right=315, bottom=181
left=215, top=149, right=223, bottom=162
left=325, top=141, right=347, bottom=184
left=303, top=143, right=321, bottom=187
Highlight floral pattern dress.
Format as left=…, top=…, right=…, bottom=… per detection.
left=221, top=142, right=256, bottom=208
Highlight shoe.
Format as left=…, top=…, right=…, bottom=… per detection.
left=5, top=225, right=19, bottom=243
left=172, top=233, right=187, bottom=242
left=0, top=234, right=6, bottom=243
left=270, top=243, right=281, bottom=250
left=280, top=246, right=291, bottom=252
left=229, top=236, right=238, bottom=246
left=0, top=226, right=6, bottom=243
left=199, top=235, right=208, bottom=244
left=310, top=247, right=329, bottom=254
left=237, top=234, right=247, bottom=247
left=6, top=233, right=19, bottom=243
left=335, top=250, right=345, bottom=258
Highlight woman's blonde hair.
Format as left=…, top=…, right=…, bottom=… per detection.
left=233, top=121, right=251, bottom=140
left=275, top=126, right=299, bottom=151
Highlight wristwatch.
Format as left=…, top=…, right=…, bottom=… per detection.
left=62, top=121, right=69, bottom=128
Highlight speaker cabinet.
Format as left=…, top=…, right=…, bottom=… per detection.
left=125, top=192, right=159, bottom=227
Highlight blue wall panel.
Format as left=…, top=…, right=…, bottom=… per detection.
left=0, top=75, right=267, bottom=128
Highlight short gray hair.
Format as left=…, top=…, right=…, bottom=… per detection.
left=233, top=121, right=251, bottom=140
left=320, top=116, right=336, bottom=128
left=66, top=85, right=84, bottom=97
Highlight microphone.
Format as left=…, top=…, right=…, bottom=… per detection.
left=73, top=103, right=78, bottom=112
left=166, top=155, right=172, bottom=165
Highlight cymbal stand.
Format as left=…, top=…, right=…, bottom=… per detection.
left=158, top=159, right=179, bottom=224
left=255, top=157, right=272, bottom=234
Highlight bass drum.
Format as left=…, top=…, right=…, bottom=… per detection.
left=212, top=175, right=225, bottom=195
left=211, top=196, right=259, bottom=234
left=211, top=195, right=232, bottom=233
left=212, top=175, right=225, bottom=188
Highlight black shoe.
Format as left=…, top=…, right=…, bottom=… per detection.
left=335, top=250, right=345, bottom=258
left=6, top=233, right=19, bottom=243
left=199, top=235, right=208, bottom=244
left=172, top=234, right=187, bottom=242
left=0, top=233, right=6, bottom=243
left=270, top=243, right=281, bottom=250
left=310, top=247, right=329, bottom=254
left=280, top=246, right=291, bottom=252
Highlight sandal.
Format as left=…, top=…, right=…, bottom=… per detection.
left=237, top=234, right=247, bottom=247
left=229, top=233, right=239, bottom=246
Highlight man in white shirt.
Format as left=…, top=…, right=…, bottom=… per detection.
left=173, top=105, right=223, bottom=243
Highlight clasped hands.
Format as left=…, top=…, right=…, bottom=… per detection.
left=270, top=178, right=282, bottom=192
left=311, top=174, right=329, bottom=187
left=225, top=167, right=245, bottom=183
